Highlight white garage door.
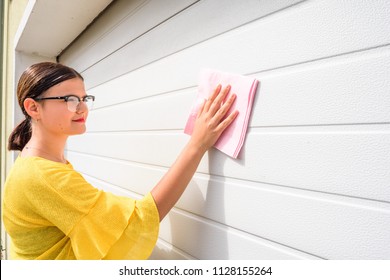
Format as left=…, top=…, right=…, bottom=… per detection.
left=60, top=0, right=390, bottom=259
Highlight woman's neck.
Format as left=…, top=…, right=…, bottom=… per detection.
left=23, top=133, right=68, bottom=164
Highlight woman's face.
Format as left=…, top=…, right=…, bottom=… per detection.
left=37, top=78, right=89, bottom=137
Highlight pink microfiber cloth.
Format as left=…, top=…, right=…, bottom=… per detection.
left=184, top=69, right=259, bottom=158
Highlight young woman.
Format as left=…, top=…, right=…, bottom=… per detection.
left=2, top=62, right=238, bottom=260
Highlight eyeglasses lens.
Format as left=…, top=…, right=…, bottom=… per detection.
left=66, top=96, right=94, bottom=112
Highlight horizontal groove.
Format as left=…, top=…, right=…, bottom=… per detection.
left=251, top=122, right=390, bottom=130
left=91, top=85, right=195, bottom=111
left=217, top=174, right=390, bottom=206
left=83, top=122, right=390, bottom=134
left=66, top=150, right=390, bottom=206
left=248, top=43, right=390, bottom=78
left=85, top=128, right=184, bottom=134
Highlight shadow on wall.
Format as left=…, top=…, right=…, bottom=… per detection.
left=150, top=151, right=230, bottom=259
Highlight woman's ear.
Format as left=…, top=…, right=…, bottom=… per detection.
left=23, top=98, right=41, bottom=121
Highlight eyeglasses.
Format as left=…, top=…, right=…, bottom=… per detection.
left=34, top=95, right=95, bottom=112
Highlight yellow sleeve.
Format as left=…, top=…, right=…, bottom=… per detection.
left=68, top=191, right=135, bottom=259
left=69, top=192, right=159, bottom=260
left=103, top=192, right=160, bottom=260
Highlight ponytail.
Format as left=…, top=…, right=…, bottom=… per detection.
left=8, top=118, right=32, bottom=151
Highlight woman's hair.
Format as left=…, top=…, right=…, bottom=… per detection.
left=8, top=62, right=83, bottom=151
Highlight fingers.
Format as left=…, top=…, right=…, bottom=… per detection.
left=212, top=93, right=237, bottom=126
left=203, top=84, right=222, bottom=112
left=201, top=83, right=237, bottom=122
left=204, top=84, right=232, bottom=113
left=209, top=85, right=231, bottom=115
left=199, top=83, right=238, bottom=131
left=218, top=109, right=239, bottom=131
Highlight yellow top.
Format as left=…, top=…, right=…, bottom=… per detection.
left=2, top=156, right=159, bottom=260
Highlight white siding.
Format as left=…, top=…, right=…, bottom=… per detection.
left=60, top=0, right=390, bottom=259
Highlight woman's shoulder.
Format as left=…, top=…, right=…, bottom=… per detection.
left=6, top=156, right=74, bottom=189
left=15, top=156, right=73, bottom=173
left=5, top=155, right=98, bottom=200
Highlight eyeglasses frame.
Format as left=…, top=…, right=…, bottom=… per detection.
left=34, top=95, right=95, bottom=112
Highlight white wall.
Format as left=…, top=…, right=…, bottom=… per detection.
left=60, top=0, right=390, bottom=259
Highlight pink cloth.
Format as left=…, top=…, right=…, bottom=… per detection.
left=184, top=69, right=259, bottom=158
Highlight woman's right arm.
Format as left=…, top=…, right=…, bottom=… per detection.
left=151, top=85, right=238, bottom=221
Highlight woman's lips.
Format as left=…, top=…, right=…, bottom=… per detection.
left=73, top=118, right=85, bottom=123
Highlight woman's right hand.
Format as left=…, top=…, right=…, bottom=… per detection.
left=189, top=84, right=238, bottom=153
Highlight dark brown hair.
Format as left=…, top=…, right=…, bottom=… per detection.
left=8, top=62, right=83, bottom=151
